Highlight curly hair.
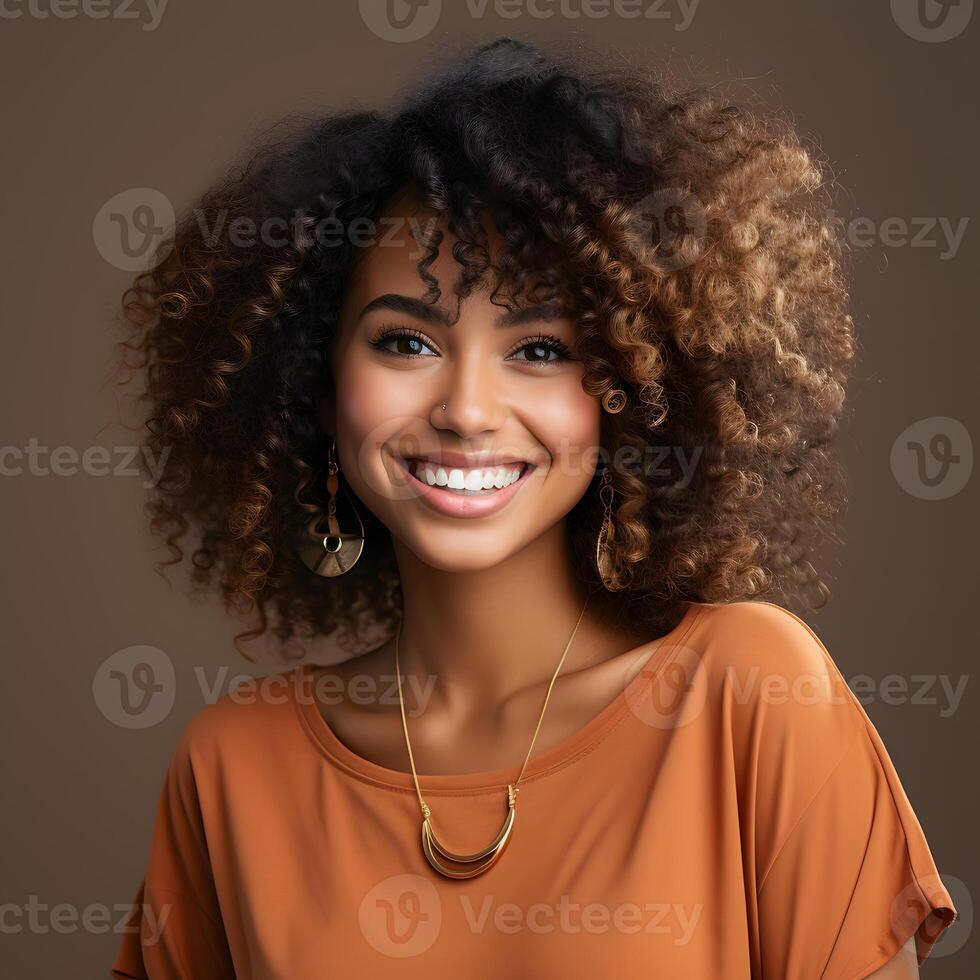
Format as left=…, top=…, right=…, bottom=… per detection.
left=115, top=36, right=855, bottom=659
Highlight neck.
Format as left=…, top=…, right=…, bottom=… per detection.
left=391, top=523, right=610, bottom=708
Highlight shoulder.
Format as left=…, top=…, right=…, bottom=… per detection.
left=680, top=599, right=867, bottom=753
left=686, top=599, right=855, bottom=699
left=688, top=598, right=835, bottom=672
left=172, top=665, right=308, bottom=771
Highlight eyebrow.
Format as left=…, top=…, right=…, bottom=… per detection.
left=357, top=294, right=571, bottom=328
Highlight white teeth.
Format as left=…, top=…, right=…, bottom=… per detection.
left=407, top=461, right=526, bottom=494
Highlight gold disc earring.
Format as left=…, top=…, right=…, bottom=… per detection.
left=298, top=437, right=365, bottom=577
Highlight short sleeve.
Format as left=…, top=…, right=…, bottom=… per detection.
left=740, top=605, right=959, bottom=978
left=110, top=719, right=236, bottom=979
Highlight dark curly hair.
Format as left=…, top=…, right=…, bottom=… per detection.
left=114, top=36, right=855, bottom=660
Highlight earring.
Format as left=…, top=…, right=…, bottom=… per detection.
left=602, top=388, right=628, bottom=414
left=298, top=436, right=365, bottom=577
left=595, top=468, right=624, bottom=591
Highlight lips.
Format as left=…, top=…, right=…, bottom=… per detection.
left=393, top=454, right=537, bottom=519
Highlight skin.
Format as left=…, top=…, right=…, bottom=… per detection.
left=316, top=191, right=920, bottom=978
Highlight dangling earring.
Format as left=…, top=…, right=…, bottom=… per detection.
left=595, top=468, right=624, bottom=591
left=298, top=436, right=365, bottom=577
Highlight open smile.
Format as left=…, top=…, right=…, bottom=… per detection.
left=394, top=455, right=537, bottom=519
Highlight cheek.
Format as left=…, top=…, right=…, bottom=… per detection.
left=530, top=379, right=602, bottom=487
left=332, top=358, right=428, bottom=506
left=337, top=357, right=416, bottom=431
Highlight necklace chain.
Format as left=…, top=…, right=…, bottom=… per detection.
left=395, top=592, right=592, bottom=818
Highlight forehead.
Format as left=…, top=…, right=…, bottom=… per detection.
left=342, top=193, right=491, bottom=306
left=340, top=190, right=566, bottom=320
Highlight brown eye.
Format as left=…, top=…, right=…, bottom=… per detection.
left=506, top=335, right=572, bottom=365
left=369, top=327, right=437, bottom=359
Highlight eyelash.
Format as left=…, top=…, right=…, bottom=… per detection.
left=368, top=324, right=574, bottom=365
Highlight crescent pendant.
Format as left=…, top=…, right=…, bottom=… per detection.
left=419, top=784, right=517, bottom=879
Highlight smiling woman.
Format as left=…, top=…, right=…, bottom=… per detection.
left=110, top=35, right=956, bottom=980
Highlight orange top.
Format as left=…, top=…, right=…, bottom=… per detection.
left=110, top=600, right=957, bottom=979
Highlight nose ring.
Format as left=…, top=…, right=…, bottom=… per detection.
left=441, top=403, right=447, bottom=410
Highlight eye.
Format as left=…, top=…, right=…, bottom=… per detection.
left=368, top=325, right=438, bottom=359
left=506, top=334, right=573, bottom=366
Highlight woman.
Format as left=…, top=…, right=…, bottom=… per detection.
left=110, top=37, right=957, bottom=979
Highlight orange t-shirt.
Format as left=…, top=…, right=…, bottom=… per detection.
left=110, top=600, right=957, bottom=979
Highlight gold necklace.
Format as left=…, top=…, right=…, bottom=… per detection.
left=395, top=593, right=592, bottom=879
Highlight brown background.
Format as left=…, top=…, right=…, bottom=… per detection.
left=1, top=1, right=976, bottom=975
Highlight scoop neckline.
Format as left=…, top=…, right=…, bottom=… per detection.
left=291, top=601, right=704, bottom=795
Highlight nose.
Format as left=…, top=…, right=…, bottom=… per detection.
left=430, top=352, right=507, bottom=438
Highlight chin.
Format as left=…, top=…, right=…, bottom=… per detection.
left=393, top=526, right=525, bottom=573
